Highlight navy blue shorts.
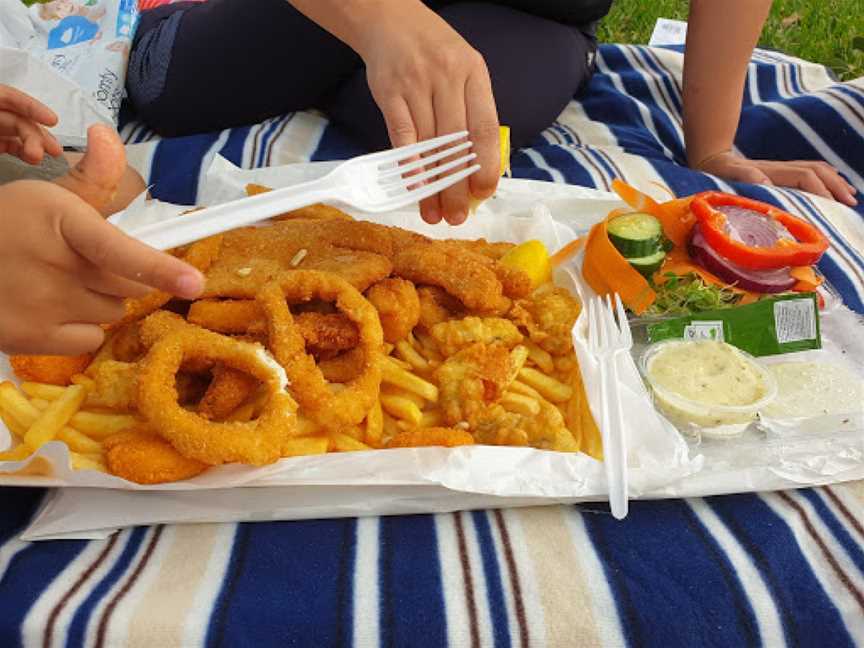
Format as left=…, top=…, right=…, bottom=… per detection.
left=127, top=0, right=611, bottom=148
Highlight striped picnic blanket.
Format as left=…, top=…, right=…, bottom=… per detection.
left=1, top=44, right=863, bottom=647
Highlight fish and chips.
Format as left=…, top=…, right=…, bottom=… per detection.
left=0, top=193, right=601, bottom=484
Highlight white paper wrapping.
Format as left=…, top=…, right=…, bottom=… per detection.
left=0, top=0, right=135, bottom=147
left=2, top=156, right=862, bottom=540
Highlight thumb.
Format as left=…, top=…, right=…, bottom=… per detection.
left=54, top=123, right=126, bottom=213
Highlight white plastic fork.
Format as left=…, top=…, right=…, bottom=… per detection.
left=116, top=131, right=480, bottom=250
left=586, top=293, right=633, bottom=520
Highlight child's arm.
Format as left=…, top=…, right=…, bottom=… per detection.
left=287, top=0, right=500, bottom=226
left=683, top=0, right=856, bottom=206
left=0, top=125, right=203, bottom=356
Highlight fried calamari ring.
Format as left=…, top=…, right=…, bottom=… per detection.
left=137, top=327, right=297, bottom=465
left=257, top=271, right=383, bottom=431
left=104, top=427, right=208, bottom=484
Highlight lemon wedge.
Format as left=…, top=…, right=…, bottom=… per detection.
left=500, top=239, right=551, bottom=289
left=468, top=126, right=510, bottom=214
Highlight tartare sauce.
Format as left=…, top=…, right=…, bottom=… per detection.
left=647, top=341, right=770, bottom=408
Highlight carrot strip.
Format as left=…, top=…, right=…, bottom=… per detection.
left=549, top=237, right=584, bottom=268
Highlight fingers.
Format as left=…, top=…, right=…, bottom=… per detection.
left=53, top=123, right=126, bottom=212
left=61, top=210, right=204, bottom=299
left=405, top=96, right=442, bottom=225
left=0, top=85, right=58, bottom=127
left=788, top=161, right=857, bottom=206
left=433, top=78, right=470, bottom=225
left=80, top=266, right=153, bottom=299
left=465, top=69, right=500, bottom=203
left=380, top=95, right=417, bottom=150
left=43, top=323, right=107, bottom=356
left=0, top=110, right=61, bottom=164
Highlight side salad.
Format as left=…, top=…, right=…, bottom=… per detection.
left=582, top=181, right=829, bottom=317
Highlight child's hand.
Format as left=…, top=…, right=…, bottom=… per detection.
left=0, top=85, right=63, bottom=165
left=696, top=151, right=858, bottom=207
left=0, top=181, right=204, bottom=355
left=0, top=125, right=204, bottom=355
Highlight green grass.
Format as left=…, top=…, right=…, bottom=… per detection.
left=597, top=0, right=864, bottom=80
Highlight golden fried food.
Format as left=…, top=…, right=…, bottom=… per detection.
left=392, top=242, right=510, bottom=313
left=435, top=343, right=514, bottom=425
left=104, top=427, right=208, bottom=484
left=510, top=285, right=581, bottom=355
left=385, top=427, right=475, bottom=448
left=112, top=322, right=146, bottom=362
left=430, top=316, right=523, bottom=356
left=198, top=365, right=259, bottom=421
left=187, top=299, right=262, bottom=334
left=257, top=271, right=383, bottom=431
left=9, top=353, right=92, bottom=386
left=365, top=278, right=421, bottom=343
left=85, top=360, right=138, bottom=411
left=187, top=300, right=359, bottom=352
left=318, top=348, right=367, bottom=383
left=137, top=328, right=297, bottom=465
left=0, top=198, right=599, bottom=484
left=114, top=235, right=224, bottom=328
left=416, top=286, right=464, bottom=330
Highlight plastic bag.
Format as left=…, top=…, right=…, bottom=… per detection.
left=0, top=0, right=137, bottom=147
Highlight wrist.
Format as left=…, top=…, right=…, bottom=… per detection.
left=333, top=0, right=418, bottom=57
left=690, top=148, right=734, bottom=171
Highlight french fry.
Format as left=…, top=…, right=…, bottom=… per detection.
left=554, top=356, right=577, bottom=373
left=70, top=374, right=96, bottom=390
left=0, top=402, right=27, bottom=438
left=550, top=427, right=580, bottom=453
left=365, top=401, right=383, bottom=447
left=517, top=367, right=573, bottom=403
left=282, top=436, right=329, bottom=457
left=329, top=432, right=371, bottom=452
left=500, top=392, right=541, bottom=416
left=65, top=411, right=137, bottom=440
left=419, top=409, right=443, bottom=428
left=0, top=381, right=41, bottom=428
left=0, top=444, right=33, bottom=462
left=29, top=398, right=50, bottom=411
left=394, top=340, right=430, bottom=372
left=70, top=452, right=106, bottom=472
left=380, top=394, right=423, bottom=427
left=24, top=385, right=87, bottom=450
left=525, top=343, right=555, bottom=374
left=382, top=359, right=439, bottom=402
left=56, top=428, right=103, bottom=455
left=382, top=385, right=425, bottom=409
left=382, top=411, right=402, bottom=443
left=413, top=332, right=443, bottom=363
left=508, top=380, right=542, bottom=400
left=20, top=382, right=67, bottom=401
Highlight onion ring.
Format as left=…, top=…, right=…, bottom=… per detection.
left=256, top=271, right=383, bottom=431
left=137, top=327, right=297, bottom=465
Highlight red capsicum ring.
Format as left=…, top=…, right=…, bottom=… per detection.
left=690, top=192, right=829, bottom=270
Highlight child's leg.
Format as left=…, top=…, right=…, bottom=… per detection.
left=126, top=0, right=362, bottom=137
left=324, top=2, right=598, bottom=149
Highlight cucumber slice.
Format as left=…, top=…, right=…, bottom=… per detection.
left=628, top=249, right=667, bottom=279
left=608, top=212, right=663, bottom=258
